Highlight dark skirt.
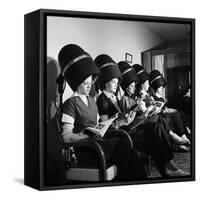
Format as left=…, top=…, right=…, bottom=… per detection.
left=129, top=115, right=173, bottom=176
left=75, top=137, right=147, bottom=181
left=163, top=111, right=187, bottom=137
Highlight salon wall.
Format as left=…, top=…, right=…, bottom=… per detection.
left=47, top=16, right=164, bottom=100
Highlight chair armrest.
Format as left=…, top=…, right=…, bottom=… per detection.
left=105, top=129, right=133, bottom=149
left=62, top=140, right=107, bottom=181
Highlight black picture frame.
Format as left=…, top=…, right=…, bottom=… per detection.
left=125, top=53, right=133, bottom=63
left=24, top=9, right=195, bottom=191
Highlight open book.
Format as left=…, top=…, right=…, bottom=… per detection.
left=145, top=101, right=166, bottom=117
left=84, top=114, right=118, bottom=138
left=155, top=101, right=165, bottom=109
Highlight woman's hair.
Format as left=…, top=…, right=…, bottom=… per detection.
left=135, top=82, right=142, bottom=97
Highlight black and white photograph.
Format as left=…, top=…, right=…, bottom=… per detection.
left=2, top=0, right=200, bottom=198
left=42, top=10, right=195, bottom=189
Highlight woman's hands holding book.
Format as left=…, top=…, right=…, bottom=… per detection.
left=138, top=101, right=147, bottom=113
left=126, top=111, right=136, bottom=125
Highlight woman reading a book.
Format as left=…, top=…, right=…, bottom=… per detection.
left=95, top=54, right=123, bottom=122
left=149, top=70, right=190, bottom=151
left=58, top=44, right=146, bottom=181
left=133, top=64, right=189, bottom=147
left=118, top=61, right=188, bottom=177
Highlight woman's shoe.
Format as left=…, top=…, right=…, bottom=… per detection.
left=181, top=134, right=190, bottom=145
left=166, top=168, right=189, bottom=176
left=179, top=145, right=190, bottom=152
left=169, top=131, right=189, bottom=145
left=165, top=160, right=179, bottom=171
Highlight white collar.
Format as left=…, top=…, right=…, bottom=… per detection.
left=70, top=92, right=78, bottom=98
left=70, top=92, right=88, bottom=98
left=103, top=90, right=121, bottom=112
left=70, top=92, right=88, bottom=106
left=103, top=90, right=116, bottom=99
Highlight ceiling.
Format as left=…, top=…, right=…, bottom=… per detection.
left=144, top=22, right=191, bottom=43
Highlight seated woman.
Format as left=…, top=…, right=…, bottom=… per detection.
left=149, top=70, right=190, bottom=151
left=133, top=64, right=189, bottom=147
left=58, top=45, right=146, bottom=181
left=117, top=61, right=188, bottom=177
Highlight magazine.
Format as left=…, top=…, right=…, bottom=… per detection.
left=144, top=105, right=156, bottom=117
left=84, top=114, right=118, bottom=138
left=145, top=101, right=166, bottom=117
left=155, top=101, right=165, bottom=109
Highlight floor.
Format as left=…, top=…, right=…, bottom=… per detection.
left=147, top=151, right=191, bottom=178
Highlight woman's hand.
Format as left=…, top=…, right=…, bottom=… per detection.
left=126, top=111, right=136, bottom=125
left=139, top=101, right=147, bottom=113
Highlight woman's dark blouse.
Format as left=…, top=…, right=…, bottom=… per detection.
left=97, top=92, right=119, bottom=119
left=119, top=92, right=137, bottom=114
left=62, top=96, right=98, bottom=133
left=142, top=93, right=154, bottom=108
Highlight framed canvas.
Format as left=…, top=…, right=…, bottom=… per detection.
left=24, top=9, right=195, bottom=190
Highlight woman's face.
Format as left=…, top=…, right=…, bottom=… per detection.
left=156, top=86, right=163, bottom=96
left=77, top=76, right=92, bottom=95
left=105, top=78, right=119, bottom=93
left=141, top=80, right=149, bottom=91
left=126, top=82, right=136, bottom=95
